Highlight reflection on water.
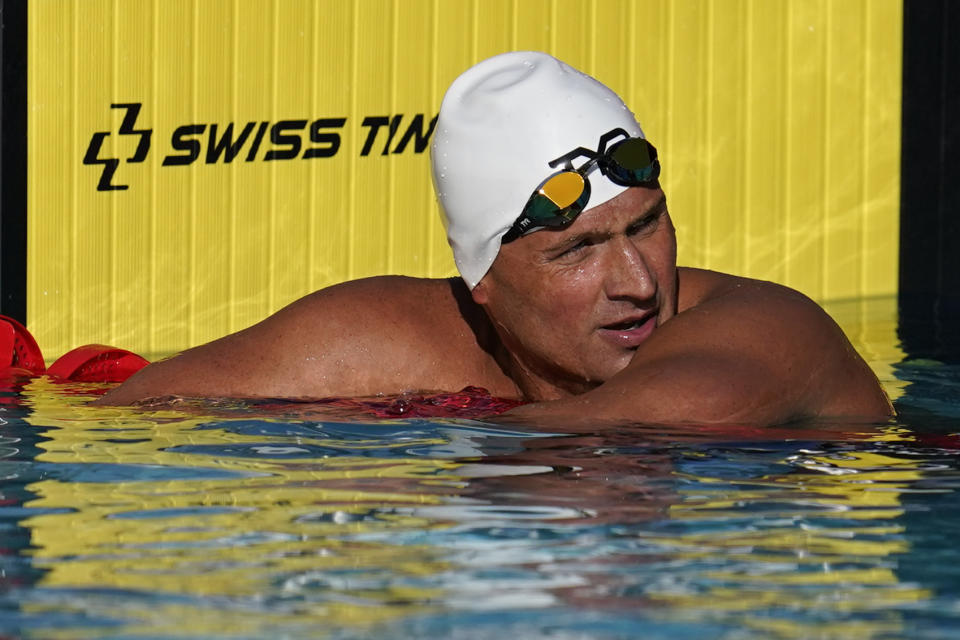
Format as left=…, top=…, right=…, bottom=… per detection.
left=0, top=297, right=959, bottom=638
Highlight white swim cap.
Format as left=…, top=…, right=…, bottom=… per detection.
left=431, top=51, right=646, bottom=289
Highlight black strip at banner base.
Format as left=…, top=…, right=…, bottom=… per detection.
left=900, top=0, right=960, bottom=362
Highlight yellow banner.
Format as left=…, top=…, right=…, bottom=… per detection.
left=28, top=0, right=903, bottom=361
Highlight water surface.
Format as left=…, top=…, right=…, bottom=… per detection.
left=1, top=296, right=959, bottom=639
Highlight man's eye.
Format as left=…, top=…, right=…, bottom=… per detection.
left=562, top=240, right=591, bottom=256
left=628, top=214, right=659, bottom=235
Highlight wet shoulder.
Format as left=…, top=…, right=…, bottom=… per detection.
left=677, top=267, right=752, bottom=311
left=676, top=267, right=815, bottom=312
left=672, top=267, right=892, bottom=420
left=275, top=275, right=507, bottom=394
left=295, top=275, right=474, bottom=332
left=99, top=276, right=500, bottom=403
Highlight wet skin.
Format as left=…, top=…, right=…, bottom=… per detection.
left=471, top=185, right=893, bottom=426
left=99, top=185, right=893, bottom=426
left=472, top=186, right=677, bottom=400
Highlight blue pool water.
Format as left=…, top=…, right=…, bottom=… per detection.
left=2, top=297, right=960, bottom=639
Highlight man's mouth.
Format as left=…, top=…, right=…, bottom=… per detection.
left=598, top=313, right=657, bottom=348
left=603, top=318, right=648, bottom=331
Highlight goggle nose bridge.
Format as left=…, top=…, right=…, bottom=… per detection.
left=546, top=127, right=633, bottom=174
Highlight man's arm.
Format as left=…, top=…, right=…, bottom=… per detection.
left=97, top=276, right=496, bottom=405
left=500, top=271, right=893, bottom=427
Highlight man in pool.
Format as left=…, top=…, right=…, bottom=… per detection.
left=100, top=51, right=893, bottom=426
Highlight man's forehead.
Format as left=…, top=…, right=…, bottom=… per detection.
left=583, top=187, right=666, bottom=219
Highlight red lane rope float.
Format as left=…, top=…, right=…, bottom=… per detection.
left=46, top=345, right=149, bottom=383
left=0, top=315, right=46, bottom=376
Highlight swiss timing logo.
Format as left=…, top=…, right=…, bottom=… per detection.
left=82, top=103, right=437, bottom=192
left=82, top=103, right=152, bottom=191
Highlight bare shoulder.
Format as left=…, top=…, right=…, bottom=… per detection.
left=675, top=267, right=850, bottom=334
left=99, top=276, right=507, bottom=404
left=283, top=275, right=467, bottom=336
left=675, top=266, right=788, bottom=308
left=300, top=274, right=462, bottom=310
left=656, top=268, right=892, bottom=421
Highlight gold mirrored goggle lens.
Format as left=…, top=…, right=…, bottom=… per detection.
left=509, top=170, right=591, bottom=240
left=538, top=171, right=586, bottom=209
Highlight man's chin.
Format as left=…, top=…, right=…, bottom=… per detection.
left=576, top=351, right=637, bottom=386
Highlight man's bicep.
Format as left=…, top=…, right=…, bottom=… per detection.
left=609, top=351, right=805, bottom=423
left=501, top=351, right=798, bottom=428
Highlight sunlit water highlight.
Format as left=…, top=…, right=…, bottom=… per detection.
left=0, top=297, right=959, bottom=639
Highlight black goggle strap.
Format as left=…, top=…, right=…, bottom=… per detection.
left=548, top=146, right=599, bottom=173
left=596, top=127, right=631, bottom=155
left=546, top=128, right=631, bottom=171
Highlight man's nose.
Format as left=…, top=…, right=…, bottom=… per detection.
left=603, top=236, right=656, bottom=302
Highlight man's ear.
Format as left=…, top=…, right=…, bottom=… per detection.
left=471, top=278, right=490, bottom=305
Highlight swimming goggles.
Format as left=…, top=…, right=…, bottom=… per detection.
left=501, top=128, right=660, bottom=243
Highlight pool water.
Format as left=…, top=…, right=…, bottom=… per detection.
left=2, top=297, right=960, bottom=639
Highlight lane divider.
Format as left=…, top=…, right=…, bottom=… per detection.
left=0, top=315, right=147, bottom=383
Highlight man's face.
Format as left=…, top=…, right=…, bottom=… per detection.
left=472, top=185, right=678, bottom=397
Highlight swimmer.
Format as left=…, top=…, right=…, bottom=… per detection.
left=99, top=51, right=893, bottom=426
